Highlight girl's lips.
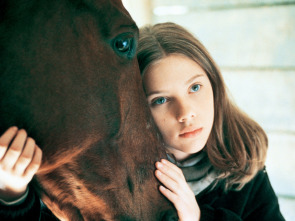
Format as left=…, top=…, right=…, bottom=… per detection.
left=179, top=128, right=203, bottom=138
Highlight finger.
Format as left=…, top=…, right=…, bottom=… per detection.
left=159, top=185, right=189, bottom=217
left=161, top=159, right=184, bottom=176
left=159, top=185, right=178, bottom=205
left=155, top=169, right=180, bottom=195
left=0, top=126, right=18, bottom=160
left=24, top=145, right=42, bottom=179
left=1, top=129, right=27, bottom=170
left=156, top=161, right=185, bottom=183
left=13, top=137, right=36, bottom=175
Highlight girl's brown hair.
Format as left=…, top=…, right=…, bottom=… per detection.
left=137, top=22, right=268, bottom=190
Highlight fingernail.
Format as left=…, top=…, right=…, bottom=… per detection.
left=10, top=126, right=18, bottom=130
left=156, top=162, right=163, bottom=168
left=161, top=159, right=168, bottom=164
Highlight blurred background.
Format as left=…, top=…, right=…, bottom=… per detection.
left=123, top=0, right=295, bottom=220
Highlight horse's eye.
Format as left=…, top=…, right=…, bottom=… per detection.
left=112, top=33, right=136, bottom=59
left=115, top=38, right=131, bottom=53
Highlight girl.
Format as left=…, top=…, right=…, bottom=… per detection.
left=0, top=22, right=285, bottom=220
left=137, top=22, right=284, bottom=221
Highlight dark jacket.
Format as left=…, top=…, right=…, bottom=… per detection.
left=197, top=169, right=285, bottom=220
left=0, top=169, right=285, bottom=221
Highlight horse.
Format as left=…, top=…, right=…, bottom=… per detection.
left=0, top=0, right=177, bottom=220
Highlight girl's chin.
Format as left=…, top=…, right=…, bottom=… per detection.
left=164, top=142, right=206, bottom=160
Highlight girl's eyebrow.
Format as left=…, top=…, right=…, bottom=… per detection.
left=185, top=74, right=205, bottom=85
left=146, top=90, right=163, bottom=97
left=146, top=74, right=205, bottom=97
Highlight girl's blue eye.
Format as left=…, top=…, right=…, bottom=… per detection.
left=190, top=84, right=200, bottom=92
left=153, top=97, right=167, bottom=105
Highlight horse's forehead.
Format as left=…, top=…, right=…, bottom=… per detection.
left=87, top=0, right=125, bottom=10
left=86, top=0, right=136, bottom=38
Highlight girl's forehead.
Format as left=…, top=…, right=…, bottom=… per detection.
left=146, top=54, right=205, bottom=77
left=143, top=54, right=209, bottom=92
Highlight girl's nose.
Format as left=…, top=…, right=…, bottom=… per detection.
left=176, top=100, right=196, bottom=122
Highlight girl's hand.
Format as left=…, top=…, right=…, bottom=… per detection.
left=0, top=127, right=42, bottom=202
left=155, top=159, right=200, bottom=221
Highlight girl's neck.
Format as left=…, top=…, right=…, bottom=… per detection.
left=166, top=147, right=205, bottom=162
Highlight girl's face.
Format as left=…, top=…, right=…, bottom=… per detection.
left=143, top=54, right=214, bottom=161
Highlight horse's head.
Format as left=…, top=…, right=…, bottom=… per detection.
left=0, top=0, right=177, bottom=220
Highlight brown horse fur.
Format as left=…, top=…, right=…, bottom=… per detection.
left=0, top=0, right=177, bottom=220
